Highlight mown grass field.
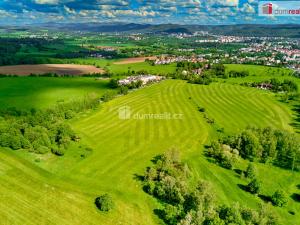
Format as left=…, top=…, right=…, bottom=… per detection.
left=0, top=77, right=110, bottom=109
left=224, top=64, right=294, bottom=83
left=1, top=65, right=300, bottom=225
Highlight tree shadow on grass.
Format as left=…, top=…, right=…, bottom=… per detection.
left=237, top=184, right=249, bottom=192
left=151, top=155, right=163, bottom=164
left=133, top=173, right=144, bottom=182
left=204, top=144, right=210, bottom=149
left=153, top=209, right=165, bottom=221
left=205, top=158, right=215, bottom=164
left=234, top=169, right=243, bottom=175
left=289, top=104, right=300, bottom=133
left=296, top=184, right=300, bottom=189
left=291, top=193, right=300, bottom=203
left=238, top=184, right=272, bottom=203
left=233, top=169, right=244, bottom=179
left=258, top=194, right=272, bottom=203
left=288, top=210, right=296, bottom=216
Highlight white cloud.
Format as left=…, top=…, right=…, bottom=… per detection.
left=248, top=0, right=257, bottom=4
left=215, top=0, right=239, bottom=7
left=64, top=5, right=76, bottom=14
left=79, top=10, right=88, bottom=16
left=34, top=0, right=59, bottom=5
left=0, top=9, right=17, bottom=18
left=241, top=3, right=255, bottom=13
left=225, top=0, right=238, bottom=6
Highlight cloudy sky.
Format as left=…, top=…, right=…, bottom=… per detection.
left=0, top=0, right=299, bottom=25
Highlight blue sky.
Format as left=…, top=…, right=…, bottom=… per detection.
left=0, top=0, right=299, bottom=25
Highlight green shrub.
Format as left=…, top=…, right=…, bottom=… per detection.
left=34, top=145, right=50, bottom=154
left=119, top=86, right=129, bottom=95
left=10, top=135, right=22, bottom=150
left=108, top=79, right=119, bottom=88
left=95, top=194, right=114, bottom=212
left=51, top=147, right=65, bottom=156
left=271, top=190, right=288, bottom=207
left=21, top=137, right=32, bottom=149
left=102, top=91, right=116, bottom=102
left=245, top=163, right=256, bottom=179
left=0, top=133, right=10, bottom=147
left=65, top=110, right=75, bottom=119
left=198, top=107, right=206, bottom=112
left=247, top=178, right=261, bottom=194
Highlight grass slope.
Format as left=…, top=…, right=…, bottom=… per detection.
left=30, top=80, right=299, bottom=224
left=1, top=76, right=300, bottom=224
left=0, top=77, right=109, bottom=109
left=0, top=149, right=102, bottom=225
left=71, top=80, right=299, bottom=224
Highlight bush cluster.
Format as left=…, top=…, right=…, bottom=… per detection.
left=242, top=78, right=298, bottom=93
left=208, top=127, right=300, bottom=171
left=169, top=63, right=227, bottom=85
left=207, top=142, right=239, bottom=169
left=95, top=194, right=114, bottom=212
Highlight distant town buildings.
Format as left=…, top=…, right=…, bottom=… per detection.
left=118, top=75, right=164, bottom=86
left=154, top=56, right=208, bottom=65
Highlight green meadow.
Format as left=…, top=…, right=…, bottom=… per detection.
left=57, top=58, right=178, bottom=75
left=1, top=65, right=300, bottom=224
left=0, top=77, right=109, bottom=109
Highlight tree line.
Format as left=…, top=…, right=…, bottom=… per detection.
left=142, top=149, right=279, bottom=225
left=207, top=127, right=300, bottom=171
left=242, top=78, right=298, bottom=93
left=0, top=95, right=99, bottom=155
left=169, top=63, right=227, bottom=85
left=0, top=37, right=62, bottom=66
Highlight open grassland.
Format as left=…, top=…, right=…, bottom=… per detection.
left=0, top=64, right=299, bottom=224
left=0, top=64, right=104, bottom=76
left=2, top=77, right=300, bottom=225
left=0, top=149, right=104, bottom=225
left=224, top=64, right=293, bottom=82
left=113, top=56, right=157, bottom=65
left=108, top=61, right=176, bottom=74
left=59, top=58, right=177, bottom=75
left=0, top=77, right=109, bottom=109
left=225, top=64, right=292, bottom=76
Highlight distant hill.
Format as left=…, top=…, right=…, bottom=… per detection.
left=17, top=23, right=300, bottom=37
left=201, top=24, right=300, bottom=38
left=162, top=27, right=192, bottom=34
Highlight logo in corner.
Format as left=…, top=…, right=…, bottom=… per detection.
left=118, top=106, right=131, bottom=120
left=262, top=3, right=273, bottom=14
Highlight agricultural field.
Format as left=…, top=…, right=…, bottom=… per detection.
left=62, top=58, right=177, bottom=75
left=1, top=64, right=300, bottom=225
left=113, top=56, right=157, bottom=65
left=0, top=64, right=104, bottom=76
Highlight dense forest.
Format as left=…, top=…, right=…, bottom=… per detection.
left=0, top=37, right=60, bottom=65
